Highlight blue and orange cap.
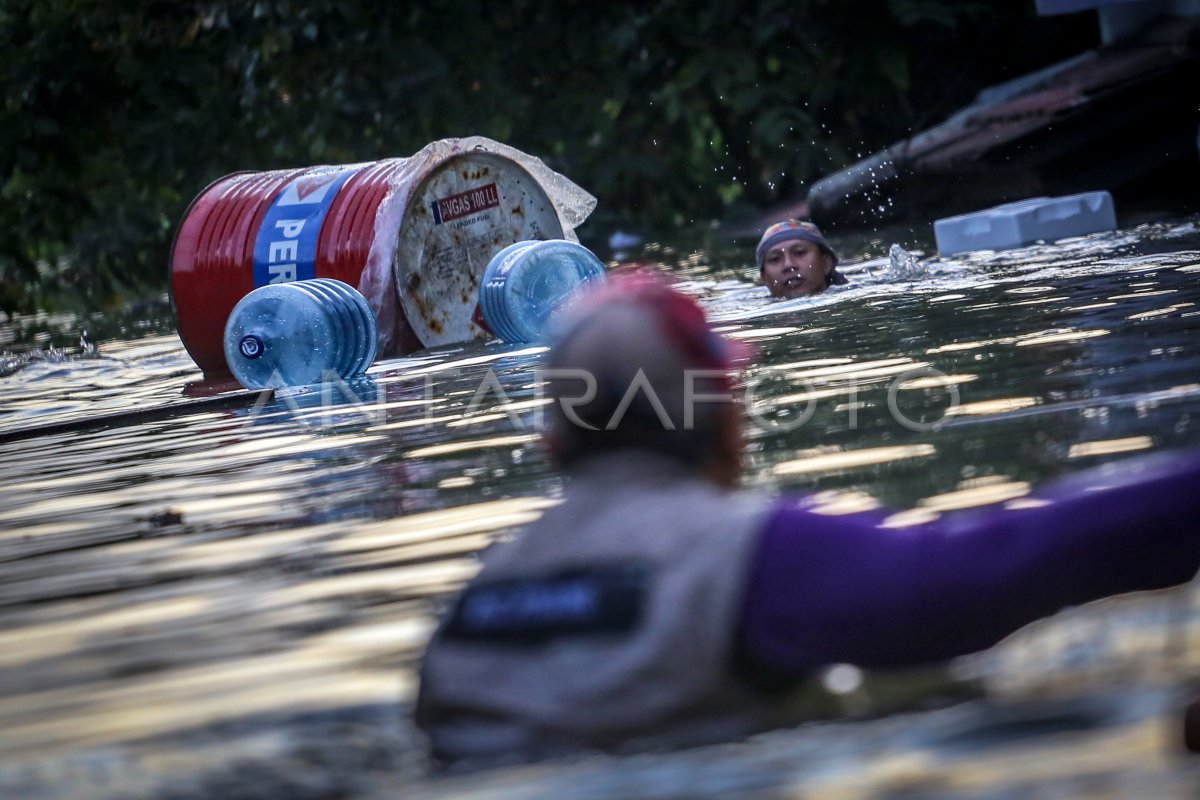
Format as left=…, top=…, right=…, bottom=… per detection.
left=755, top=219, right=845, bottom=285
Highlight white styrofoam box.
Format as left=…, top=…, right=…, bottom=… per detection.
left=934, top=191, right=1117, bottom=256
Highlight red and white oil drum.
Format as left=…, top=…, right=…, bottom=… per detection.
left=170, top=150, right=568, bottom=376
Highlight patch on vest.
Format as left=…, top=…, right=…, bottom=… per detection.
left=443, top=563, right=648, bottom=644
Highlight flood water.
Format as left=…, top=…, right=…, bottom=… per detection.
left=4, top=218, right=1200, bottom=798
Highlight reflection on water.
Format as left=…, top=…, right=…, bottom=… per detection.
left=4, top=219, right=1200, bottom=797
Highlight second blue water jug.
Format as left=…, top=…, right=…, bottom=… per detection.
left=480, top=240, right=606, bottom=343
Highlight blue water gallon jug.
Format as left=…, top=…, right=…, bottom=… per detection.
left=223, top=278, right=378, bottom=389
left=480, top=240, right=606, bottom=343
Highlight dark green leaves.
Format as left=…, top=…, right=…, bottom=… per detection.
left=0, top=0, right=1092, bottom=314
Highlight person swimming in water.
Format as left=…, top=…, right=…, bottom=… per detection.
left=757, top=219, right=849, bottom=297
left=415, top=272, right=1200, bottom=767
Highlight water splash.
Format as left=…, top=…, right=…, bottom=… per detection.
left=0, top=345, right=100, bottom=379
left=888, top=243, right=928, bottom=280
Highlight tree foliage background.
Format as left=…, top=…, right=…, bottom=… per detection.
left=1, top=0, right=1095, bottom=314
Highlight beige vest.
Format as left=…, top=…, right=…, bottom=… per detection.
left=415, top=452, right=780, bottom=764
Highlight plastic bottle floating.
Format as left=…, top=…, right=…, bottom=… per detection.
left=223, top=278, right=378, bottom=389
left=480, top=240, right=607, bottom=343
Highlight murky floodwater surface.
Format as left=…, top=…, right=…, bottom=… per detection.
left=4, top=219, right=1200, bottom=798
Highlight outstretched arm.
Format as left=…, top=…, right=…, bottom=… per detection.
left=736, top=450, right=1200, bottom=676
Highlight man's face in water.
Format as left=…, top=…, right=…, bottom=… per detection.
left=761, top=239, right=833, bottom=298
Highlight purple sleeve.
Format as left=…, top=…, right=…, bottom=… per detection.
left=737, top=450, right=1200, bottom=673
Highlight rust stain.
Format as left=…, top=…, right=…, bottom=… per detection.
left=429, top=317, right=443, bottom=335
left=407, top=283, right=431, bottom=321
left=511, top=204, right=524, bottom=217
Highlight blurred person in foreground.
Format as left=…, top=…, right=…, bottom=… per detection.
left=757, top=219, right=848, bottom=297
left=416, top=273, right=1200, bottom=767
